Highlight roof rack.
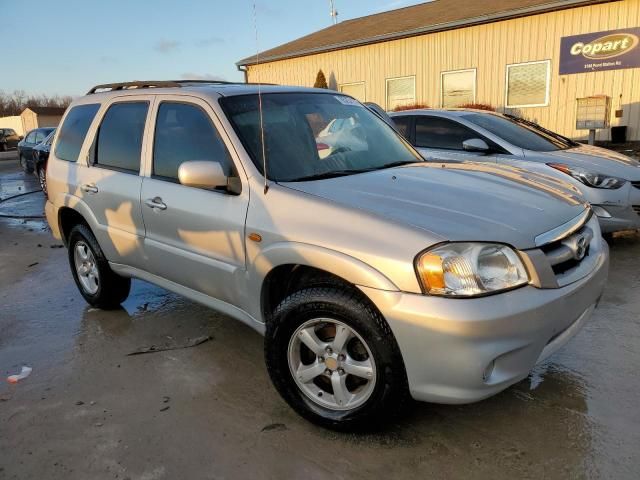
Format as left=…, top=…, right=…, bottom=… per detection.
left=86, top=79, right=242, bottom=95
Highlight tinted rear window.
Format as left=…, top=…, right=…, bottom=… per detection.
left=55, top=104, right=100, bottom=162
left=94, top=102, right=148, bottom=173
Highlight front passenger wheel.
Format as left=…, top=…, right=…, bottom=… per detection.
left=38, top=167, right=47, bottom=195
left=68, top=224, right=131, bottom=309
left=265, top=286, right=408, bottom=430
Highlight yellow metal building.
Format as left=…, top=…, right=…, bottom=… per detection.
left=238, top=0, right=640, bottom=142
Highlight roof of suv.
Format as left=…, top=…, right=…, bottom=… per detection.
left=83, top=80, right=334, bottom=99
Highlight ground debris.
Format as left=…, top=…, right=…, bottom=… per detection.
left=160, top=406, right=170, bottom=412
left=261, top=423, right=287, bottom=433
left=126, top=335, right=213, bottom=356
left=27, top=262, right=38, bottom=267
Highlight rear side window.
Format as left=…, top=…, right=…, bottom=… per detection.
left=392, top=116, right=412, bottom=139
left=94, top=102, right=148, bottom=173
left=415, top=116, right=478, bottom=150
left=55, top=104, right=100, bottom=162
left=152, top=102, right=233, bottom=181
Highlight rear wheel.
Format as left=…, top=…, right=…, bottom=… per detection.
left=265, top=286, right=408, bottom=430
left=68, top=224, right=131, bottom=309
left=0, top=143, right=7, bottom=152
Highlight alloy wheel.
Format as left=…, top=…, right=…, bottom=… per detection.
left=73, top=241, right=100, bottom=294
left=288, top=318, right=376, bottom=411
left=39, top=168, right=47, bottom=194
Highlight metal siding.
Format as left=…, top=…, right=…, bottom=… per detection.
left=247, top=0, right=640, bottom=141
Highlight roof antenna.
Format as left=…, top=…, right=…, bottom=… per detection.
left=253, top=1, right=269, bottom=194
left=329, top=0, right=338, bottom=24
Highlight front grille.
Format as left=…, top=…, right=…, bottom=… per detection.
left=540, top=226, right=593, bottom=276
left=633, top=205, right=640, bottom=216
left=631, top=181, right=640, bottom=190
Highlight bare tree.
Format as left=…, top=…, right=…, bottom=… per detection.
left=0, top=90, right=73, bottom=116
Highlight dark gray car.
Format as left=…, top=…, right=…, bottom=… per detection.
left=17, top=127, right=55, bottom=173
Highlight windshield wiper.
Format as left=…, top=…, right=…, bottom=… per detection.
left=285, top=169, right=369, bottom=182
left=364, top=160, right=420, bottom=171
left=285, top=161, right=419, bottom=182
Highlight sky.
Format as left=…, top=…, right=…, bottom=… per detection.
left=2, top=0, right=426, bottom=97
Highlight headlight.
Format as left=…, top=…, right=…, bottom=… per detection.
left=547, top=163, right=626, bottom=189
left=415, top=243, right=529, bottom=297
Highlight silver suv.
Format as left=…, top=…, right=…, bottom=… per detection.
left=45, top=81, right=609, bottom=429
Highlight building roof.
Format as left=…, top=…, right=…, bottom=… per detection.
left=237, top=0, right=615, bottom=66
left=23, top=106, right=66, bottom=116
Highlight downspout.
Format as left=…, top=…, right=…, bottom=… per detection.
left=237, top=65, right=248, bottom=83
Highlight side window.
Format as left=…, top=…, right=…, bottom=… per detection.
left=35, top=130, right=46, bottom=143
left=392, top=116, right=412, bottom=140
left=55, top=104, right=100, bottom=162
left=26, top=131, right=36, bottom=143
left=415, top=117, right=479, bottom=150
left=152, top=102, right=234, bottom=182
left=94, top=102, right=148, bottom=173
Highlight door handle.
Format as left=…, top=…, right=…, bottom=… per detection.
left=81, top=183, right=98, bottom=194
left=144, top=197, right=167, bottom=211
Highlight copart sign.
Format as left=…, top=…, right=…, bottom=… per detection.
left=560, top=28, right=640, bottom=74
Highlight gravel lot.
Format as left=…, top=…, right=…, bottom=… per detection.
left=1, top=158, right=639, bottom=479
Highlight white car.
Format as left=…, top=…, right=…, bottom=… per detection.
left=391, top=109, right=640, bottom=233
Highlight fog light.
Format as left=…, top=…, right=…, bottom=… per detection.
left=482, top=360, right=496, bottom=382
left=592, top=205, right=612, bottom=218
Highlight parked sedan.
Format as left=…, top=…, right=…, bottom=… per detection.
left=0, top=128, right=22, bottom=151
left=17, top=127, right=55, bottom=173
left=32, top=129, right=55, bottom=194
left=390, top=109, right=640, bottom=233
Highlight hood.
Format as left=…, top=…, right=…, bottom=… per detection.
left=526, top=145, right=640, bottom=181
left=282, top=162, right=588, bottom=250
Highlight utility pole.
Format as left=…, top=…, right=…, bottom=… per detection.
left=328, top=0, right=338, bottom=24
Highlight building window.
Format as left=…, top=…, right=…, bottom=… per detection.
left=339, top=82, right=366, bottom=102
left=441, top=69, right=476, bottom=108
left=506, top=60, right=550, bottom=108
left=386, top=75, right=415, bottom=110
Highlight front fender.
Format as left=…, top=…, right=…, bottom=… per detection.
left=245, top=241, right=399, bottom=322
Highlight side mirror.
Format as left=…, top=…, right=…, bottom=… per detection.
left=462, top=138, right=490, bottom=154
left=178, top=160, right=228, bottom=189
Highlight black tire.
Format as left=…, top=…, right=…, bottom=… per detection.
left=19, top=154, right=34, bottom=174
left=265, top=286, right=408, bottom=430
left=67, top=224, right=131, bottom=309
left=0, top=142, right=7, bottom=152
left=38, top=166, right=47, bottom=196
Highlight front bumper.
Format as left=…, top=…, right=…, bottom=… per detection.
left=594, top=204, right=640, bottom=233
left=45, top=200, right=62, bottom=241
left=583, top=182, right=640, bottom=233
left=360, top=241, right=609, bottom=404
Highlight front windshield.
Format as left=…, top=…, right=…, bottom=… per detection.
left=220, top=93, right=421, bottom=181
left=44, top=130, right=55, bottom=145
left=461, top=113, right=574, bottom=152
